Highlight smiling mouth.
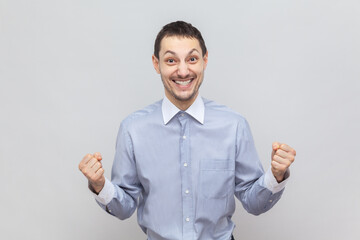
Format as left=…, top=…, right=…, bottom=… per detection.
left=172, top=78, right=194, bottom=86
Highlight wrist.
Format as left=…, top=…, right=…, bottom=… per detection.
left=271, top=168, right=285, bottom=183
left=88, top=180, right=105, bottom=195
left=275, top=175, right=284, bottom=183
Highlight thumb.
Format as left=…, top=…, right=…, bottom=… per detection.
left=272, top=142, right=281, bottom=151
left=93, top=152, right=102, bottom=161
left=271, top=142, right=281, bottom=159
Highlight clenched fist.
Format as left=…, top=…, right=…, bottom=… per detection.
left=79, top=152, right=105, bottom=194
left=271, top=142, right=296, bottom=183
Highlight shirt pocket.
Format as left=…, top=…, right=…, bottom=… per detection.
left=200, top=159, right=235, bottom=198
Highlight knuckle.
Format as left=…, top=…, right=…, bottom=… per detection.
left=82, top=169, right=89, bottom=176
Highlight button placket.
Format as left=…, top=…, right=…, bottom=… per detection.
left=178, top=113, right=194, bottom=238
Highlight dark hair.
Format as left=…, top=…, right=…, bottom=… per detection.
left=154, top=21, right=207, bottom=59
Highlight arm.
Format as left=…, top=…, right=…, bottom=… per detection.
left=234, top=120, right=296, bottom=215
left=79, top=122, right=142, bottom=220
left=102, top=122, right=142, bottom=220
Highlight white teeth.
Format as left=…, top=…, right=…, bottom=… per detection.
left=175, top=80, right=192, bottom=86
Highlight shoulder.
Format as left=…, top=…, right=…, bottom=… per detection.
left=203, top=97, right=247, bottom=125
left=203, top=98, right=253, bottom=140
left=120, top=100, right=163, bottom=130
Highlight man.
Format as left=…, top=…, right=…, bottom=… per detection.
left=79, top=21, right=296, bottom=240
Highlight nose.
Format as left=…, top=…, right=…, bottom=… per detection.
left=177, top=61, right=190, bottom=78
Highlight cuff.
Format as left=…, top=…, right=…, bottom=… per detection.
left=92, top=178, right=115, bottom=205
left=263, top=168, right=290, bottom=194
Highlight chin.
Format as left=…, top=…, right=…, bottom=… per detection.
left=174, top=91, right=197, bottom=102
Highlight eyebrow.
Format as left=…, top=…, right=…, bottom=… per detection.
left=163, top=48, right=200, bottom=57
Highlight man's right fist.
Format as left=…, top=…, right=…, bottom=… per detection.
left=79, top=152, right=105, bottom=194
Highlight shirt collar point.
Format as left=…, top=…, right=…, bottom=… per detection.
left=162, top=95, right=205, bottom=124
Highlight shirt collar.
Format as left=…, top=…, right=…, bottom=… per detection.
left=162, top=95, right=205, bottom=125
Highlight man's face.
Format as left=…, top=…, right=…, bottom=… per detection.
left=152, top=36, right=208, bottom=108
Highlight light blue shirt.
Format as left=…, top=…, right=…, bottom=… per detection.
left=95, top=95, right=289, bottom=240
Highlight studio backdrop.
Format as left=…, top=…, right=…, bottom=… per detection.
left=1, top=0, right=359, bottom=239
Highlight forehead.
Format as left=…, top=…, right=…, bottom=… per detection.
left=159, top=36, right=202, bottom=56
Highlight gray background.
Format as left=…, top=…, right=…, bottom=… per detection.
left=1, top=0, right=359, bottom=239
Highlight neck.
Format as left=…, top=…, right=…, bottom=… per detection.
left=165, top=92, right=198, bottom=111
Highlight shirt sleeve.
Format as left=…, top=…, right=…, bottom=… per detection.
left=95, top=121, right=142, bottom=220
left=234, top=119, right=288, bottom=215
left=263, top=168, right=290, bottom=194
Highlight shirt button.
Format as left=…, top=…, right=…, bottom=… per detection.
left=183, top=163, right=188, bottom=167
left=180, top=113, right=184, bottom=117
left=185, top=190, right=189, bottom=194
left=269, top=199, right=273, bottom=203
left=185, top=217, right=190, bottom=222
left=183, top=135, right=186, bottom=139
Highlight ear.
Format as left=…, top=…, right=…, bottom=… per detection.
left=203, top=51, right=209, bottom=70
left=152, top=55, right=161, bottom=74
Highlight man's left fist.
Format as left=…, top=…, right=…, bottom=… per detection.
left=271, top=142, right=296, bottom=182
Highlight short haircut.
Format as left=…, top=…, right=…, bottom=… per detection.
left=154, top=21, right=207, bottom=59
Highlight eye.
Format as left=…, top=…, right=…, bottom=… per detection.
left=189, top=57, right=198, bottom=63
left=166, top=58, right=175, bottom=64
